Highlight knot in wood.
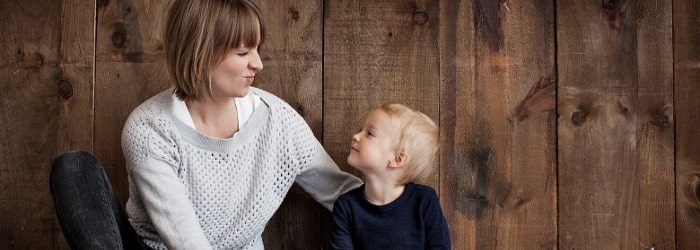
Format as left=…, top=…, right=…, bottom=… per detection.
left=650, top=114, right=670, bottom=127
left=97, top=0, right=109, bottom=8
left=111, top=23, right=129, bottom=49
left=413, top=11, right=428, bottom=24
left=571, top=109, right=587, bottom=125
left=294, top=105, right=305, bottom=117
left=691, top=175, right=700, bottom=204
left=56, top=79, right=73, bottom=99
left=289, top=7, right=300, bottom=20
left=16, top=48, right=24, bottom=60
left=603, top=0, right=618, bottom=10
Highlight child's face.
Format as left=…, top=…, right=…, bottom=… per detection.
left=347, top=109, right=399, bottom=173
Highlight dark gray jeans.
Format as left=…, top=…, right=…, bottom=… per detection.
left=50, top=150, right=149, bottom=249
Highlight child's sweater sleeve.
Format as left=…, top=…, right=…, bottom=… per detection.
left=424, top=188, right=451, bottom=249
left=330, top=196, right=354, bottom=250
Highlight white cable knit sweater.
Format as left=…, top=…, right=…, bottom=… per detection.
left=121, top=87, right=362, bottom=250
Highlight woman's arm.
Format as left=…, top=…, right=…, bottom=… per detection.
left=122, top=114, right=213, bottom=250
left=128, top=157, right=213, bottom=250
left=294, top=141, right=363, bottom=210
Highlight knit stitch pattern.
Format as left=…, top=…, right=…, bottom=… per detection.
left=122, top=88, right=361, bottom=249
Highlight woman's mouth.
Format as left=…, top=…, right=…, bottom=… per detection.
left=245, top=76, right=255, bottom=84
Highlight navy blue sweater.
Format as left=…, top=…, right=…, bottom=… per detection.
left=331, top=182, right=451, bottom=249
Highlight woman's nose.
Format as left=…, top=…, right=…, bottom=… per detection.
left=250, top=51, right=264, bottom=70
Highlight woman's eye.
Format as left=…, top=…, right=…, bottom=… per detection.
left=237, top=51, right=249, bottom=56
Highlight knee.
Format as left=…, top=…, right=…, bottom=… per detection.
left=50, top=150, right=103, bottom=182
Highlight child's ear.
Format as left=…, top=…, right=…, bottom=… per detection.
left=389, top=151, right=408, bottom=168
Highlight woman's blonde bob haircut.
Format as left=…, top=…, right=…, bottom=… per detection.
left=378, top=103, right=440, bottom=184
left=164, top=0, right=265, bottom=100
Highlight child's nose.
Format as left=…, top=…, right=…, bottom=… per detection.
left=351, top=132, right=360, bottom=141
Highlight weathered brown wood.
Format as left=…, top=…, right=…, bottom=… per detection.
left=439, top=0, right=557, bottom=249
left=94, top=0, right=171, bottom=204
left=251, top=0, right=328, bottom=248
left=323, top=0, right=440, bottom=181
left=2, top=0, right=699, bottom=249
left=557, top=1, right=674, bottom=248
left=0, top=0, right=94, bottom=248
left=674, top=0, right=700, bottom=248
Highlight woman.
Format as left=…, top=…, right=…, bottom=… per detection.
left=51, top=0, right=362, bottom=249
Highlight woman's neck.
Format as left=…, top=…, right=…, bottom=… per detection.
left=185, top=97, right=239, bottom=138
left=362, top=176, right=405, bottom=206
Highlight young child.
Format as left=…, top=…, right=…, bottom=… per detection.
left=331, top=103, right=451, bottom=249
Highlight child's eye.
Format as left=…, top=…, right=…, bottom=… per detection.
left=366, top=130, right=374, bottom=137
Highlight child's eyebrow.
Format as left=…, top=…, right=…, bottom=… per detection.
left=365, top=123, right=381, bottom=134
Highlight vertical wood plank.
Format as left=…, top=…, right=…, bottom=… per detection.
left=251, top=0, right=327, bottom=248
left=674, top=0, right=700, bottom=248
left=95, top=0, right=171, bottom=203
left=439, top=0, right=557, bottom=248
left=0, top=0, right=94, bottom=248
left=557, top=0, right=674, bottom=248
left=323, top=0, right=440, bottom=181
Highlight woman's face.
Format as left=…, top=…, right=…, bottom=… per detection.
left=209, top=45, right=264, bottom=99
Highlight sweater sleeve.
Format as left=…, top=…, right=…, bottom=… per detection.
left=330, top=197, right=354, bottom=250
left=295, top=141, right=363, bottom=211
left=423, top=189, right=451, bottom=249
left=259, top=93, right=362, bottom=210
left=122, top=115, right=213, bottom=250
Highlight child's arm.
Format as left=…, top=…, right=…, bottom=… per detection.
left=424, top=189, right=451, bottom=249
left=330, top=198, right=354, bottom=250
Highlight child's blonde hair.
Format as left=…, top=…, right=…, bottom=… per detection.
left=378, top=103, right=439, bottom=184
left=164, top=0, right=265, bottom=100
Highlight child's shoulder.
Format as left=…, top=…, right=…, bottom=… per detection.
left=333, top=184, right=365, bottom=208
left=408, top=182, right=437, bottom=193
left=338, top=184, right=364, bottom=199
left=406, top=182, right=440, bottom=200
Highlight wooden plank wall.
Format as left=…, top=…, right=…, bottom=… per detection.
left=674, top=0, right=700, bottom=249
left=0, top=0, right=699, bottom=249
left=0, top=0, right=94, bottom=248
left=439, top=1, right=557, bottom=249
left=557, top=1, right=676, bottom=249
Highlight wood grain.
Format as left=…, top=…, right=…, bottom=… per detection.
left=94, top=0, right=171, bottom=203
left=1, top=0, right=699, bottom=248
left=323, top=0, right=440, bottom=181
left=439, top=0, right=557, bottom=248
left=0, top=0, right=94, bottom=248
left=557, top=0, right=674, bottom=248
left=674, top=0, right=700, bottom=248
left=251, top=0, right=328, bottom=248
